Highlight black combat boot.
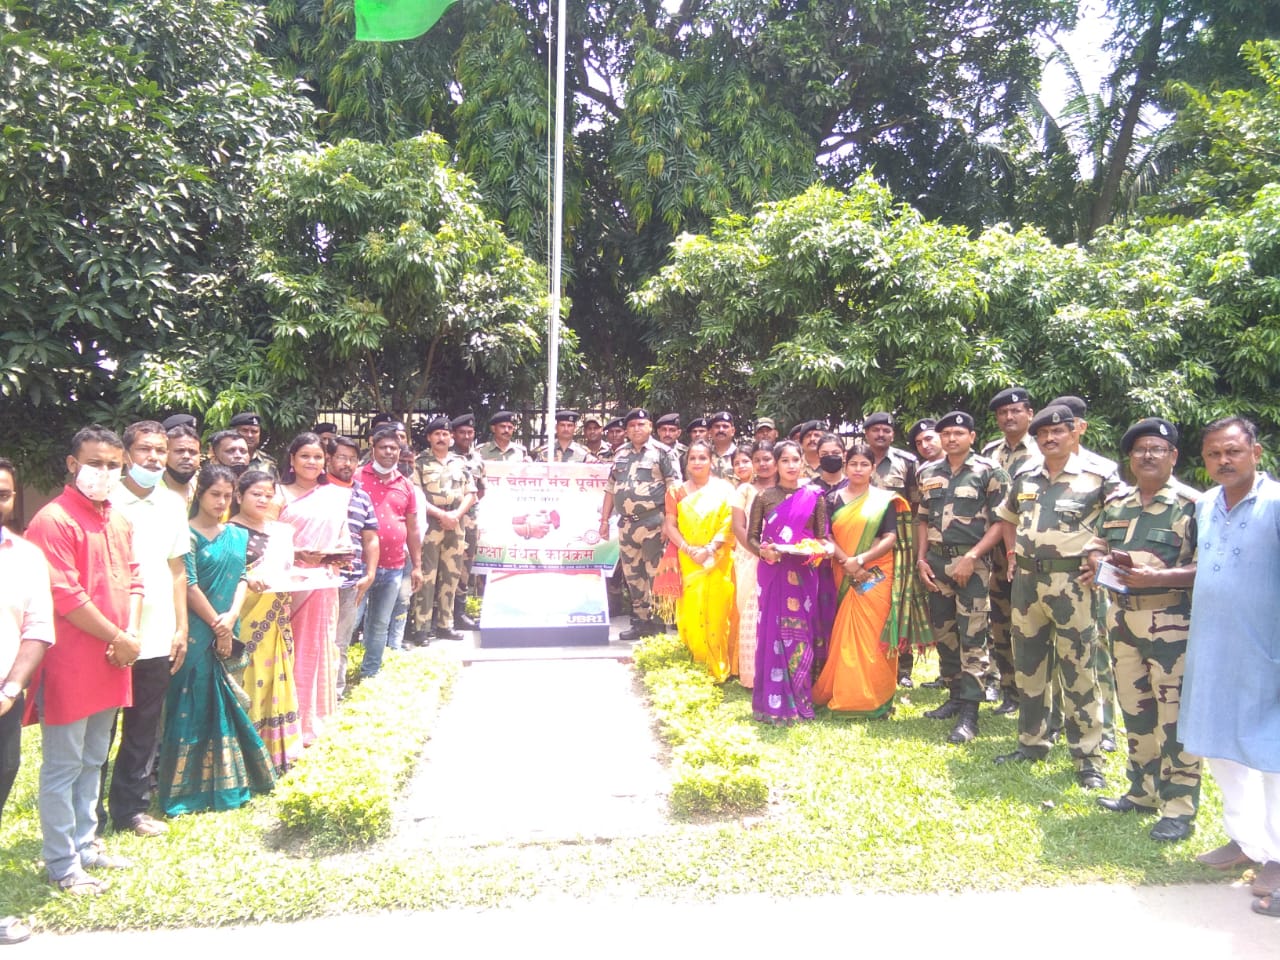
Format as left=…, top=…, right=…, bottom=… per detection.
left=924, top=684, right=962, bottom=720
left=619, top=618, right=650, bottom=642
left=947, top=701, right=979, bottom=744
left=454, top=596, right=478, bottom=631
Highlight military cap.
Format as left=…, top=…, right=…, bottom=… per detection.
left=1049, top=395, right=1088, bottom=418
left=754, top=417, right=776, bottom=431
left=605, top=418, right=624, bottom=431
left=988, top=387, right=1032, bottom=411
left=937, top=411, right=975, bottom=431
left=906, top=418, right=937, bottom=445
left=1029, top=404, right=1075, bottom=434
left=450, top=413, right=475, bottom=430
left=582, top=413, right=603, bottom=426
left=797, top=419, right=824, bottom=438
left=624, top=407, right=651, bottom=425
left=1120, top=418, right=1178, bottom=455
left=686, top=416, right=708, bottom=431
left=655, top=412, right=682, bottom=428
left=424, top=415, right=452, bottom=434
left=162, top=413, right=197, bottom=431
left=312, top=421, right=338, bottom=434
left=229, top=411, right=262, bottom=427
left=708, top=410, right=733, bottom=425
left=488, top=410, right=516, bottom=426
left=555, top=410, right=580, bottom=423
left=863, top=412, right=893, bottom=429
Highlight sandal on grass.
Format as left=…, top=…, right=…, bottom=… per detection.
left=0, top=917, right=31, bottom=945
left=1251, top=894, right=1280, bottom=918
left=50, top=870, right=108, bottom=896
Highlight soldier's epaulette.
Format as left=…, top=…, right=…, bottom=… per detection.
left=1103, top=483, right=1133, bottom=505
left=971, top=453, right=998, bottom=470
left=1011, top=458, right=1043, bottom=480
left=980, top=438, right=1002, bottom=456
left=1170, top=478, right=1201, bottom=504
left=891, top=447, right=918, bottom=464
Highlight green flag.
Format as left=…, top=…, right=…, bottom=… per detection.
left=354, top=0, right=457, bottom=41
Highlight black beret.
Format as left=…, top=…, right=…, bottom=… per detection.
left=686, top=417, right=708, bottom=430
left=605, top=418, right=624, bottom=431
left=624, top=407, right=650, bottom=425
left=1049, top=395, right=1088, bottom=417
left=424, top=416, right=452, bottom=434
left=1029, top=404, right=1075, bottom=433
left=863, top=412, right=893, bottom=429
left=555, top=410, right=579, bottom=423
left=937, top=411, right=975, bottom=431
left=988, top=387, right=1032, bottom=411
left=450, top=413, right=475, bottom=429
left=370, top=412, right=396, bottom=428
left=1120, top=418, right=1178, bottom=455
left=907, top=418, right=937, bottom=444
left=488, top=410, right=516, bottom=426
left=582, top=413, right=602, bottom=426
left=655, top=412, right=682, bottom=428
left=312, top=421, right=338, bottom=434
left=797, top=419, right=824, bottom=437
left=708, top=410, right=733, bottom=425
left=162, top=414, right=197, bottom=431
left=229, top=411, right=261, bottom=427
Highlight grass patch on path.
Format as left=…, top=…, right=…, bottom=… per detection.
left=0, top=646, right=1235, bottom=932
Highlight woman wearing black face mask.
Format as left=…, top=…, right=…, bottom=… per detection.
left=812, top=434, right=847, bottom=495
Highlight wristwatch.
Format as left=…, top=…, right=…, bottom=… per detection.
left=0, top=680, right=20, bottom=701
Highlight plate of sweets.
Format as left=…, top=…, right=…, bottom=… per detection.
left=772, top=538, right=829, bottom=557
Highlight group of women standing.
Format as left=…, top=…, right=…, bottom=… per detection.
left=157, top=433, right=353, bottom=816
left=666, top=438, right=914, bottom=724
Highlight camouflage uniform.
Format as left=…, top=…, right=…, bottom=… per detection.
left=584, top=442, right=613, bottom=461
left=1086, top=478, right=1201, bottom=819
left=981, top=434, right=1040, bottom=699
left=411, top=451, right=477, bottom=634
left=917, top=452, right=1009, bottom=702
left=1079, top=445, right=1121, bottom=742
left=476, top=440, right=530, bottom=462
left=451, top=442, right=486, bottom=609
left=533, top=441, right=597, bottom=463
left=995, top=453, right=1121, bottom=770
left=247, top=450, right=278, bottom=479
left=873, top=446, right=920, bottom=679
left=605, top=439, right=680, bottom=621
left=709, top=443, right=738, bottom=483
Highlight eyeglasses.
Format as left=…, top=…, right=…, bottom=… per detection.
left=1130, top=445, right=1173, bottom=459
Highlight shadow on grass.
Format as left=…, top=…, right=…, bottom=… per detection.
left=0, top=835, right=55, bottom=918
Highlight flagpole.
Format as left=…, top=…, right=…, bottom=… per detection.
left=544, top=0, right=567, bottom=428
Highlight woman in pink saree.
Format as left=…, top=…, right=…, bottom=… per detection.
left=277, top=433, right=352, bottom=746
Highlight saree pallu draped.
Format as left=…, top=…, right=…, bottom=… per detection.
left=279, top=484, right=351, bottom=746
left=754, top=486, right=825, bottom=722
left=672, top=480, right=737, bottom=683
left=813, top=488, right=909, bottom=717
left=734, top=484, right=760, bottom=688
left=159, top=525, right=275, bottom=815
left=238, top=586, right=302, bottom=773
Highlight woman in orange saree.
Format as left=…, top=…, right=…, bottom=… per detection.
left=814, top=439, right=911, bottom=718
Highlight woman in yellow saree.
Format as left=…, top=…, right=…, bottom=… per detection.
left=814, top=439, right=911, bottom=717
left=663, top=441, right=737, bottom=682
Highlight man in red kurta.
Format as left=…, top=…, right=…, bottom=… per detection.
left=24, top=426, right=143, bottom=894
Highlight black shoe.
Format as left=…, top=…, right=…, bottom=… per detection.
left=1150, top=817, right=1194, bottom=842
left=405, top=630, right=431, bottom=647
left=1046, top=726, right=1062, bottom=744
left=1076, top=769, right=1106, bottom=790
left=432, top=627, right=465, bottom=642
left=619, top=620, right=650, bottom=642
left=984, top=681, right=1000, bottom=703
left=923, top=698, right=961, bottom=720
left=946, top=702, right=979, bottom=744
left=453, top=604, right=479, bottom=631
left=992, top=695, right=1019, bottom=716
left=1096, top=795, right=1148, bottom=814
left=921, top=678, right=945, bottom=689
left=897, top=676, right=914, bottom=689
left=993, top=748, right=1042, bottom=765
left=1100, top=735, right=1117, bottom=753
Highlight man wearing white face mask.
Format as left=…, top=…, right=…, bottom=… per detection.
left=24, top=425, right=143, bottom=895
left=96, top=422, right=189, bottom=839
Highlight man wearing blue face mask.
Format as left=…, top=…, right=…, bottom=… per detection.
left=24, top=425, right=143, bottom=895
left=96, top=422, right=190, bottom=839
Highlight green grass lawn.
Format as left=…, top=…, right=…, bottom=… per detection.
left=0, top=649, right=1231, bottom=931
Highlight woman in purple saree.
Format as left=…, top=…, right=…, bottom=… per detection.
left=747, top=441, right=831, bottom=723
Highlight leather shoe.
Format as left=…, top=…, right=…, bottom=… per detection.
left=1195, top=840, right=1255, bottom=871
left=992, top=695, right=1019, bottom=716
left=1096, top=795, right=1148, bottom=814
left=432, top=627, right=465, bottom=642
left=1100, top=735, right=1117, bottom=753
left=897, top=676, right=914, bottom=689
left=946, top=702, right=979, bottom=744
left=993, top=748, right=1041, bottom=765
left=1150, top=817, right=1193, bottom=842
left=924, top=698, right=962, bottom=720
left=454, top=610, right=479, bottom=631
left=619, top=620, right=650, bottom=642
left=124, top=813, right=168, bottom=837
left=1252, top=860, right=1280, bottom=897
left=921, top=677, right=945, bottom=689
left=1076, top=769, right=1106, bottom=790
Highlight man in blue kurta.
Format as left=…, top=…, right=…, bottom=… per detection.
left=1180, top=416, right=1280, bottom=912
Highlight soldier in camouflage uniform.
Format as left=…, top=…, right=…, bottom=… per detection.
left=797, top=420, right=825, bottom=480
left=599, top=408, right=681, bottom=640
left=449, top=413, right=485, bottom=631
left=582, top=414, right=612, bottom=460
left=915, top=411, right=1010, bottom=743
left=604, top=418, right=626, bottom=452
left=982, top=386, right=1040, bottom=714
left=907, top=418, right=941, bottom=464
left=993, top=404, right=1121, bottom=788
left=534, top=410, right=597, bottom=463
left=412, top=416, right=478, bottom=641
left=655, top=412, right=686, bottom=466
left=1085, top=417, right=1200, bottom=842
left=602, top=416, right=628, bottom=615
left=476, top=410, right=530, bottom=462
left=708, top=411, right=739, bottom=482
left=231, top=411, right=279, bottom=479
left=753, top=417, right=779, bottom=445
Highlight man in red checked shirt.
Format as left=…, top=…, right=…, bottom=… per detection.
left=24, top=426, right=143, bottom=896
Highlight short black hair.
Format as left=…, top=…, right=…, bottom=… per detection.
left=71, top=425, right=123, bottom=458
left=209, top=429, right=244, bottom=452
left=123, top=420, right=166, bottom=451
left=1203, top=415, right=1258, bottom=445
left=166, top=424, right=200, bottom=443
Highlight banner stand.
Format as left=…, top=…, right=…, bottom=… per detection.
left=478, top=569, right=610, bottom=647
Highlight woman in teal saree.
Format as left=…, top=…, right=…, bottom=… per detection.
left=157, top=464, right=275, bottom=817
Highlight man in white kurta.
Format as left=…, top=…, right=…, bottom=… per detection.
left=1180, top=417, right=1280, bottom=910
